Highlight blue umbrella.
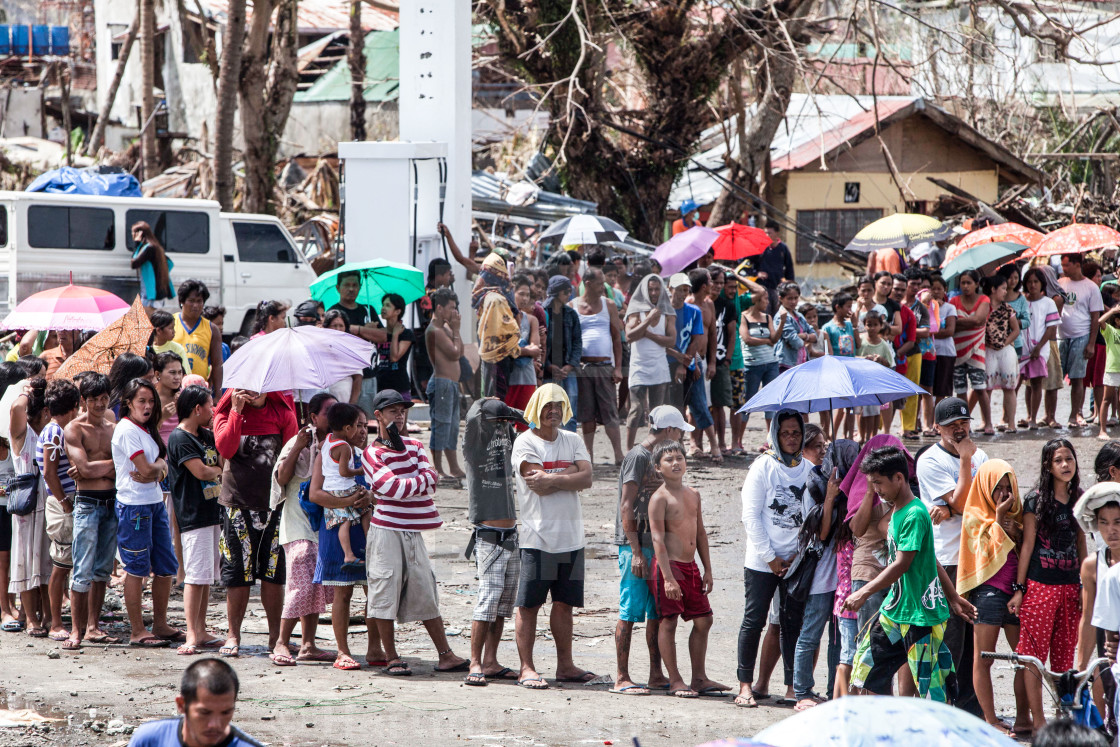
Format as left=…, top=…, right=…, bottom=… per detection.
left=736, top=355, right=926, bottom=414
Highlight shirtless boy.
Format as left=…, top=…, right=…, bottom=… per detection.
left=647, top=440, right=726, bottom=698
left=424, top=288, right=465, bottom=479
left=64, top=373, right=121, bottom=648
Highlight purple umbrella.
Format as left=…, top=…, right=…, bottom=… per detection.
left=652, top=226, right=719, bottom=276
left=222, top=326, right=375, bottom=393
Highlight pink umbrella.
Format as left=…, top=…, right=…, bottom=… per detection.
left=222, top=325, right=375, bottom=393
left=651, top=226, right=720, bottom=277
left=1, top=282, right=130, bottom=331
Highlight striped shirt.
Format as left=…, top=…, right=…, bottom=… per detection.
left=362, top=437, right=442, bottom=531
left=36, top=421, right=75, bottom=498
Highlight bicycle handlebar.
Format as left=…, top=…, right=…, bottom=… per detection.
left=981, top=652, right=1110, bottom=715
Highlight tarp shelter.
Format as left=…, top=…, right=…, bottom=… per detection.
left=26, top=167, right=142, bottom=197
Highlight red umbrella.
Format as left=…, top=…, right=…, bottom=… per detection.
left=711, top=222, right=771, bottom=261
left=948, top=223, right=1044, bottom=263
left=1024, top=223, right=1120, bottom=258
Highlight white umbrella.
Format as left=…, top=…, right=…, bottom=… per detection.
left=222, top=326, right=375, bottom=393
left=538, top=214, right=629, bottom=245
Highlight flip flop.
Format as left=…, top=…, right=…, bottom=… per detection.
left=484, top=666, right=518, bottom=680
left=364, top=657, right=388, bottom=667
left=198, top=638, right=224, bottom=649
left=295, top=650, right=337, bottom=663
left=27, top=628, right=48, bottom=638
left=129, top=636, right=170, bottom=648
left=696, top=686, right=730, bottom=697
left=670, top=688, right=699, bottom=698
left=464, top=672, right=488, bottom=687
left=48, top=630, right=69, bottom=641
left=86, top=634, right=123, bottom=644
left=383, top=660, right=412, bottom=676
left=156, top=629, right=186, bottom=643
left=609, top=685, right=650, bottom=695
left=518, top=677, right=549, bottom=690
left=219, top=645, right=239, bottom=657
left=333, top=654, right=361, bottom=671
left=794, top=701, right=818, bottom=711
left=177, top=644, right=200, bottom=656
left=556, top=670, right=597, bottom=683
left=60, top=639, right=81, bottom=651
left=340, top=560, right=365, bottom=571
left=434, top=659, right=470, bottom=673
left=271, top=652, right=297, bottom=667
left=734, top=693, right=758, bottom=708
left=774, top=697, right=796, bottom=706
left=1, top=620, right=24, bottom=632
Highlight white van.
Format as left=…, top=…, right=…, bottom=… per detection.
left=0, top=191, right=319, bottom=336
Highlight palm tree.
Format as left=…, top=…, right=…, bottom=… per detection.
left=348, top=0, right=366, bottom=141
left=139, top=0, right=157, bottom=179
left=214, top=0, right=246, bottom=209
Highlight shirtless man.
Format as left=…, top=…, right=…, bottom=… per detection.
left=647, top=440, right=725, bottom=699
left=424, top=289, right=465, bottom=479
left=64, top=373, right=121, bottom=648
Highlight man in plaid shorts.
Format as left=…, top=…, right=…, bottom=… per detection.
left=463, top=398, right=527, bottom=686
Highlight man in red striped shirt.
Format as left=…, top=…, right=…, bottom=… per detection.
left=362, top=390, right=468, bottom=676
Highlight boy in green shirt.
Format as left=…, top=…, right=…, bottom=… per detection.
left=843, top=446, right=976, bottom=701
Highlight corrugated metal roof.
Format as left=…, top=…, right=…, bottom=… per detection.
left=293, top=28, right=399, bottom=103
left=472, top=170, right=598, bottom=224
left=198, top=0, right=398, bottom=33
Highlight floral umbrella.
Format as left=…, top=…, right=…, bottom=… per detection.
left=947, top=222, right=1044, bottom=263
left=53, top=296, right=152, bottom=380
left=1024, top=223, right=1120, bottom=258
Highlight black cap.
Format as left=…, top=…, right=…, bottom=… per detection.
left=370, top=389, right=414, bottom=413
left=934, top=397, right=970, bottom=426
left=292, top=299, right=321, bottom=320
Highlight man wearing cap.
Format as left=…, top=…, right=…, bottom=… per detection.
left=542, top=276, right=582, bottom=432
left=462, top=398, right=526, bottom=686
left=916, top=396, right=988, bottom=715
left=362, top=390, right=468, bottom=676
left=511, top=384, right=594, bottom=688
left=291, top=300, right=322, bottom=327
left=611, top=405, right=692, bottom=695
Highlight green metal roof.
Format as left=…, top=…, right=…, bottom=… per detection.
left=294, top=29, right=399, bottom=103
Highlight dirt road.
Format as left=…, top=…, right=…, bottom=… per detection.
left=0, top=393, right=1104, bottom=746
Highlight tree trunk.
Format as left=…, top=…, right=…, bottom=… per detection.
left=348, top=0, right=366, bottom=141
left=214, top=0, right=246, bottom=209
left=86, top=7, right=137, bottom=155
left=139, top=0, right=157, bottom=179
left=239, top=0, right=300, bottom=214
left=707, top=51, right=797, bottom=227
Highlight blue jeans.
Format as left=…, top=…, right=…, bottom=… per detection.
left=683, top=362, right=715, bottom=431
left=70, top=498, right=118, bottom=593
left=116, top=502, right=179, bottom=578
left=793, top=590, right=835, bottom=699
left=742, top=361, right=779, bottom=422
left=558, top=372, right=579, bottom=432
left=426, top=376, right=459, bottom=451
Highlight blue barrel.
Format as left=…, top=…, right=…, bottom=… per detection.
left=0, top=26, right=9, bottom=56
left=11, top=25, right=28, bottom=55
left=31, top=25, right=50, bottom=56
left=50, top=26, right=69, bottom=55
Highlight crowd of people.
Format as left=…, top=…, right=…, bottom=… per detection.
left=7, top=217, right=1120, bottom=746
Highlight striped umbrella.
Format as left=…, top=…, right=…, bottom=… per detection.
left=947, top=222, right=1044, bottom=263
left=538, top=215, right=629, bottom=246
left=1, top=280, right=129, bottom=331
left=844, top=213, right=952, bottom=254
left=1024, top=223, right=1120, bottom=258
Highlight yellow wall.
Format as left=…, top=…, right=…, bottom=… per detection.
left=781, top=169, right=1000, bottom=283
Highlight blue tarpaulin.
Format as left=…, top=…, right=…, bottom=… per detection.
left=26, top=168, right=142, bottom=197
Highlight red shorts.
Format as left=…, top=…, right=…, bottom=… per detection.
left=649, top=559, right=712, bottom=621
left=1087, top=343, right=1108, bottom=388
left=1016, top=579, right=1081, bottom=671
left=505, top=385, right=535, bottom=431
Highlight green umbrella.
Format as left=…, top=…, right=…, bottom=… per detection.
left=940, top=241, right=1027, bottom=281
left=310, top=259, right=426, bottom=310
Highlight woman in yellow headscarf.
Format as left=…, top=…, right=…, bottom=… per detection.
left=957, top=459, right=1030, bottom=737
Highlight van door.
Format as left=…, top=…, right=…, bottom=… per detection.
left=0, top=201, right=12, bottom=315
left=227, top=217, right=316, bottom=335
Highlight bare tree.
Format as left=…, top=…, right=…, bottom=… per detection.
left=139, top=0, right=157, bottom=179
left=349, top=0, right=366, bottom=141
left=239, top=0, right=301, bottom=214
left=214, top=0, right=246, bottom=208
left=86, top=5, right=138, bottom=155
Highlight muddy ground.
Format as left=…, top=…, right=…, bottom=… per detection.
left=0, top=390, right=1106, bottom=746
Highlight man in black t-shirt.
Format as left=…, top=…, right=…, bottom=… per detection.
left=330, top=271, right=388, bottom=416
left=709, top=267, right=736, bottom=455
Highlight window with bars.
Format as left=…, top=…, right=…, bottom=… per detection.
left=795, top=208, right=883, bottom=263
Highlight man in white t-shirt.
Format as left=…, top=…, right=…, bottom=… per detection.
left=1058, top=253, right=1104, bottom=428
left=916, top=396, right=988, bottom=717
left=511, top=384, right=594, bottom=690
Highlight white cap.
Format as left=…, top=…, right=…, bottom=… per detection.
left=669, top=272, right=691, bottom=289
left=650, top=405, right=695, bottom=432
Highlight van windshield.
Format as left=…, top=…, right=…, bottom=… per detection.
left=233, top=222, right=298, bottom=263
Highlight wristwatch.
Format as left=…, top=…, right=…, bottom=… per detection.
left=1011, top=582, right=1028, bottom=594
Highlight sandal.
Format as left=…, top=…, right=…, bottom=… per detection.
left=464, top=672, right=488, bottom=687
left=177, top=644, right=201, bottom=656
left=734, top=693, right=758, bottom=708
left=383, top=660, right=412, bottom=676
left=49, top=630, right=70, bottom=641
left=333, top=654, right=361, bottom=671
left=271, top=652, right=297, bottom=667
left=61, top=639, right=81, bottom=651
left=27, top=627, right=48, bottom=638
